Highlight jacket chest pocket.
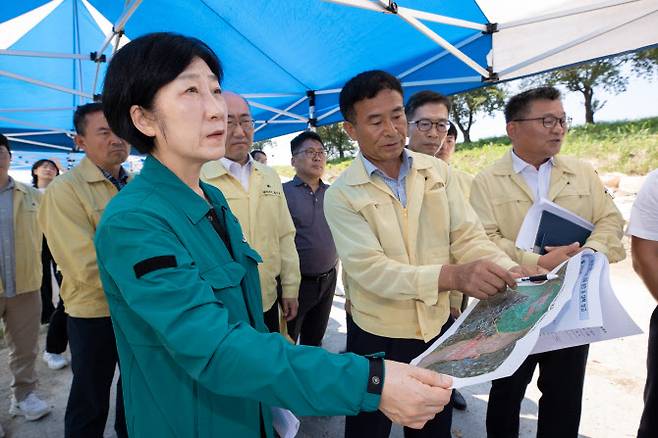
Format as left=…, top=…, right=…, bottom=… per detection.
left=355, top=198, right=403, bottom=255
left=554, top=187, right=591, bottom=217
left=200, top=262, right=251, bottom=324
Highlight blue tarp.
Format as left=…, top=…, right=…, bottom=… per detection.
left=1, top=0, right=656, bottom=151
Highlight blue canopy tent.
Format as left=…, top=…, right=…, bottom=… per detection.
left=1, top=0, right=657, bottom=155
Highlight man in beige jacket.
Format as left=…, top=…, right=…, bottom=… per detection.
left=326, top=70, right=531, bottom=438
left=39, top=103, right=130, bottom=438
left=0, top=135, right=51, bottom=434
left=404, top=90, right=471, bottom=412
left=201, top=92, right=300, bottom=333
left=470, top=86, right=625, bottom=438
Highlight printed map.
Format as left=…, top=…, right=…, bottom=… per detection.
left=415, top=264, right=568, bottom=378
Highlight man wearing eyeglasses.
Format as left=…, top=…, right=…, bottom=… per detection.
left=201, top=92, right=300, bottom=333
left=405, top=91, right=472, bottom=411
left=470, top=86, right=625, bottom=438
left=282, top=131, right=338, bottom=346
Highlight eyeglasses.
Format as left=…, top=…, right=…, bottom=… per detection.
left=227, top=118, right=255, bottom=130
left=295, top=149, right=327, bottom=159
left=409, top=119, right=451, bottom=132
left=513, top=116, right=572, bottom=129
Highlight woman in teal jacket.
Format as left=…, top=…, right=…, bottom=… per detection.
left=95, top=32, right=451, bottom=437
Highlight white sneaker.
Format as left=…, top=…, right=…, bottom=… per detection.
left=9, top=393, right=51, bottom=421
left=43, top=352, right=68, bottom=370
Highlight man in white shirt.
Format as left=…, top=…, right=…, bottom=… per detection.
left=470, top=86, right=625, bottom=438
left=627, top=169, right=658, bottom=438
left=201, top=93, right=300, bottom=333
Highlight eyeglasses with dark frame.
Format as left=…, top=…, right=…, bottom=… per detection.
left=512, top=115, right=572, bottom=129
left=408, top=119, right=451, bottom=132
left=294, top=148, right=327, bottom=159
left=227, top=118, right=255, bottom=130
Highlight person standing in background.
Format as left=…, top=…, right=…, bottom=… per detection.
left=201, top=92, right=300, bottom=333
left=283, top=131, right=338, bottom=346
left=31, top=159, right=69, bottom=370
left=0, top=135, right=51, bottom=436
left=404, top=91, right=470, bottom=412
left=39, top=103, right=130, bottom=438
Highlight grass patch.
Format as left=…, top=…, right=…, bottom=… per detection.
left=453, top=117, right=658, bottom=176
left=302, top=117, right=658, bottom=180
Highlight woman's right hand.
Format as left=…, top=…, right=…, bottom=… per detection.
left=378, top=360, right=453, bottom=429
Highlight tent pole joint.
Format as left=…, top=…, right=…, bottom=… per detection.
left=482, top=67, right=499, bottom=83
left=484, top=22, right=499, bottom=34
left=385, top=1, right=398, bottom=14
left=307, top=90, right=317, bottom=129
left=89, top=52, right=107, bottom=63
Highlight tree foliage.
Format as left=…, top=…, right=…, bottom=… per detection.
left=530, top=47, right=658, bottom=124
left=451, top=85, right=507, bottom=143
left=316, top=122, right=356, bottom=159
left=251, top=138, right=274, bottom=152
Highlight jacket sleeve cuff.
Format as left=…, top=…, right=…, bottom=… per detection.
left=449, top=291, right=463, bottom=309
left=583, top=240, right=605, bottom=254
left=520, top=251, right=541, bottom=267
left=281, top=284, right=300, bottom=299
left=417, top=265, right=443, bottom=306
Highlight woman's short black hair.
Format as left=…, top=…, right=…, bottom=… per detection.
left=31, top=158, right=60, bottom=188
left=102, top=32, right=223, bottom=154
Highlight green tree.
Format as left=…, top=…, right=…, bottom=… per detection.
left=531, top=47, right=658, bottom=124
left=451, top=85, right=507, bottom=143
left=539, top=58, right=627, bottom=124
left=316, top=122, right=356, bottom=159
left=251, top=138, right=273, bottom=152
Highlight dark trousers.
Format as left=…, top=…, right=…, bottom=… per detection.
left=638, top=306, right=658, bottom=438
left=345, top=318, right=454, bottom=438
left=39, top=239, right=58, bottom=324
left=65, top=316, right=127, bottom=438
left=45, top=298, right=68, bottom=354
left=263, top=301, right=280, bottom=333
left=486, top=344, right=589, bottom=438
left=287, top=267, right=337, bottom=346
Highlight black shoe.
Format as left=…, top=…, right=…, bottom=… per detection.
left=451, top=389, right=467, bottom=411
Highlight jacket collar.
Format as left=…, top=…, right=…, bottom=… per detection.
left=201, top=157, right=266, bottom=180
left=140, top=155, right=213, bottom=224
left=343, top=149, right=432, bottom=186
left=493, top=149, right=577, bottom=176
left=78, top=156, right=109, bottom=183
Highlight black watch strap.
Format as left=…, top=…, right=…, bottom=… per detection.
left=366, top=356, right=384, bottom=395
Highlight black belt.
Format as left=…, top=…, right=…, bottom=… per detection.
left=301, top=266, right=336, bottom=282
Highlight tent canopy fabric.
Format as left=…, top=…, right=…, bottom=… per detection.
left=1, top=0, right=657, bottom=151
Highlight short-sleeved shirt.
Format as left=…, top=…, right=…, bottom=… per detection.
left=282, top=176, right=337, bottom=275
left=627, top=169, right=658, bottom=242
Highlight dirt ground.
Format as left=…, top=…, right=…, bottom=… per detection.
left=0, top=190, right=652, bottom=438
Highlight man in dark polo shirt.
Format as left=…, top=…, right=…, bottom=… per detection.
left=282, top=131, right=338, bottom=346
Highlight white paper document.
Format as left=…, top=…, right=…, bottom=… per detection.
left=532, top=251, right=642, bottom=354
left=412, top=251, right=642, bottom=388
left=516, top=198, right=594, bottom=253
left=271, top=407, right=300, bottom=438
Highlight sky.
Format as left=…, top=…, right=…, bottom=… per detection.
left=263, top=73, right=658, bottom=167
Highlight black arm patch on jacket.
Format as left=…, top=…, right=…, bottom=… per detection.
left=133, top=255, right=177, bottom=279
